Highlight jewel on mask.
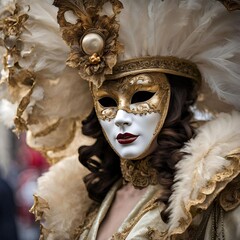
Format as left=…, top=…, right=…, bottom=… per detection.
left=89, top=53, right=101, bottom=64
left=81, top=32, right=104, bottom=56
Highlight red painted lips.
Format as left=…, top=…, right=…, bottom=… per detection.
left=116, top=133, right=139, bottom=144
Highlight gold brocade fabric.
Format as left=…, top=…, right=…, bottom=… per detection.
left=77, top=184, right=240, bottom=240
left=78, top=182, right=167, bottom=240
left=77, top=150, right=240, bottom=240
left=120, top=158, right=159, bottom=189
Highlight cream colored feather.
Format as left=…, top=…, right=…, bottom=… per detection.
left=118, top=0, right=240, bottom=112
left=167, top=111, right=240, bottom=231
left=36, top=155, right=92, bottom=239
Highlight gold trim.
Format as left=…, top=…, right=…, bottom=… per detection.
left=32, top=119, right=61, bottom=138
left=29, top=119, right=77, bottom=153
left=14, top=80, right=36, bottom=135
left=108, top=56, right=201, bottom=88
left=74, top=202, right=100, bottom=240
left=146, top=227, right=167, bottom=240
left=220, top=175, right=240, bottom=211
left=169, top=147, right=240, bottom=237
left=29, top=194, right=50, bottom=222
left=112, top=190, right=163, bottom=239
left=91, top=73, right=170, bottom=120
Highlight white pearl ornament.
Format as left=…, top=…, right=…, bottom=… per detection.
left=82, top=33, right=104, bottom=55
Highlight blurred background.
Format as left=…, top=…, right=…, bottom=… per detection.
left=0, top=123, right=49, bottom=240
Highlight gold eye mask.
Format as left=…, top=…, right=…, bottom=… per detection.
left=91, top=73, right=170, bottom=121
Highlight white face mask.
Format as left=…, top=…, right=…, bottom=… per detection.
left=91, top=73, right=171, bottom=159
left=99, top=110, right=161, bottom=159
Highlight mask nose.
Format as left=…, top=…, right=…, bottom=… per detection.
left=114, top=110, right=132, bottom=127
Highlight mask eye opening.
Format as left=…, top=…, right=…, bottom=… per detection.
left=131, top=91, right=155, bottom=104
left=98, top=97, right=117, bottom=107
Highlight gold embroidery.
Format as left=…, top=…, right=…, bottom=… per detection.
left=29, top=119, right=77, bottom=153
left=29, top=194, right=50, bottom=221
left=74, top=202, right=100, bottom=240
left=39, top=224, right=52, bottom=240
left=120, top=158, right=159, bottom=189
left=32, top=120, right=61, bottom=138
left=14, top=80, right=36, bottom=135
left=0, top=4, right=36, bottom=135
left=220, top=174, right=240, bottom=211
left=109, top=56, right=201, bottom=88
left=111, top=192, right=163, bottom=240
left=29, top=195, right=52, bottom=240
left=146, top=227, right=167, bottom=240
left=169, top=148, right=240, bottom=238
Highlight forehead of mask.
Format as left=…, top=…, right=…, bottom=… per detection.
left=91, top=73, right=170, bottom=120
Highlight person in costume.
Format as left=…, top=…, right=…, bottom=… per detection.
left=0, top=0, right=240, bottom=239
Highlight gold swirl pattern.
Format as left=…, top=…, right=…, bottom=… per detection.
left=109, top=56, right=201, bottom=89
left=120, top=157, right=159, bottom=189
left=169, top=148, right=240, bottom=238
left=0, top=5, right=36, bottom=135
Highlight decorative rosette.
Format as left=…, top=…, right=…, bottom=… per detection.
left=53, top=0, right=124, bottom=87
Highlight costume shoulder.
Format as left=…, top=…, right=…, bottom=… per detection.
left=30, top=155, right=93, bottom=240
left=167, top=111, right=240, bottom=238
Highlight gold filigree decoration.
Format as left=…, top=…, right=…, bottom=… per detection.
left=32, top=119, right=61, bottom=138
left=29, top=194, right=50, bottom=221
left=111, top=190, right=163, bottom=240
left=29, top=119, right=77, bottom=153
left=168, top=148, right=240, bottom=238
left=146, top=227, right=167, bottom=240
left=218, top=0, right=240, bottom=11
left=110, top=56, right=201, bottom=89
left=53, top=0, right=123, bottom=87
left=39, top=224, right=52, bottom=240
left=220, top=149, right=240, bottom=211
left=220, top=172, right=240, bottom=211
left=0, top=4, right=36, bottom=134
left=120, top=157, right=159, bottom=189
left=91, top=73, right=170, bottom=121
left=73, top=202, right=100, bottom=240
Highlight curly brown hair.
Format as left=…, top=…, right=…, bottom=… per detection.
left=78, top=75, right=198, bottom=221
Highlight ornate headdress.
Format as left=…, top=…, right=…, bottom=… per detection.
left=0, top=0, right=240, bottom=163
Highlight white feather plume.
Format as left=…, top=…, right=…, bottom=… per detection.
left=118, top=0, right=240, bottom=111
left=19, top=0, right=69, bottom=78
left=167, top=111, right=240, bottom=231
left=35, top=155, right=92, bottom=239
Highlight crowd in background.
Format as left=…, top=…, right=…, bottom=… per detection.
left=0, top=123, right=48, bottom=240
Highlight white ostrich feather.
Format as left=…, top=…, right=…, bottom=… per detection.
left=167, top=111, right=240, bottom=231
left=36, top=155, right=92, bottom=239
left=19, top=0, right=69, bottom=78
left=118, top=0, right=240, bottom=111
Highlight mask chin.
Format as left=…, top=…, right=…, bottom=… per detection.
left=133, top=137, right=159, bottom=160
left=99, top=111, right=165, bottom=161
